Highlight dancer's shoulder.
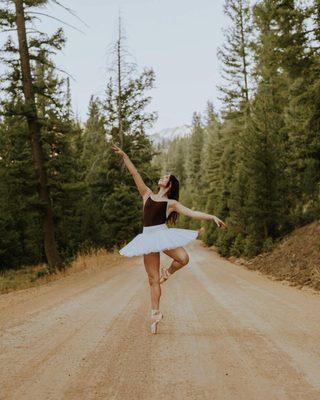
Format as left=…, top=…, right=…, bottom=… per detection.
left=142, top=187, right=153, bottom=200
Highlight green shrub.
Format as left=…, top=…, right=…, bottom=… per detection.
left=262, top=237, right=274, bottom=253
left=216, top=230, right=236, bottom=257
left=230, top=233, right=245, bottom=257
left=243, top=235, right=261, bottom=258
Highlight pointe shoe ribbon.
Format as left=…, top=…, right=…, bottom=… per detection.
left=159, top=266, right=171, bottom=284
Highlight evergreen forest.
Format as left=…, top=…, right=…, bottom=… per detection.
left=1, top=0, right=319, bottom=272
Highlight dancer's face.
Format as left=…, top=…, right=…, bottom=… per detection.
left=158, top=174, right=171, bottom=188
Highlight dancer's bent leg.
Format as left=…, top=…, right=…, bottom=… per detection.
left=163, top=246, right=189, bottom=275
left=143, top=251, right=161, bottom=310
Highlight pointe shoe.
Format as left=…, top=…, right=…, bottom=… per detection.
left=150, top=309, right=163, bottom=334
left=159, top=266, right=171, bottom=284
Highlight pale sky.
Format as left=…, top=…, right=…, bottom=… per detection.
left=14, top=0, right=229, bottom=133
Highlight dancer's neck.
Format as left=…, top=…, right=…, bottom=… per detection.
left=155, top=188, right=168, bottom=199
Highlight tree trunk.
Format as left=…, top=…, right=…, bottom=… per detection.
left=117, top=15, right=123, bottom=149
left=239, top=1, right=250, bottom=110
left=14, top=0, right=62, bottom=269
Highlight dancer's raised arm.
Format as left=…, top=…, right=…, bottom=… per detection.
left=172, top=200, right=228, bottom=229
left=111, top=144, right=150, bottom=197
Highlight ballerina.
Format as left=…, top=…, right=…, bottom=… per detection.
left=111, top=144, right=227, bottom=334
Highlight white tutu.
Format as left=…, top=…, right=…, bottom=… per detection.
left=119, top=223, right=199, bottom=257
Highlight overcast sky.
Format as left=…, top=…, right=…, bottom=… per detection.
left=38, top=0, right=228, bottom=133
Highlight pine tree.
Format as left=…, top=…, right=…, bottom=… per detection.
left=200, top=102, right=224, bottom=244
left=217, top=0, right=253, bottom=114
left=77, top=96, right=110, bottom=248
left=184, top=112, right=204, bottom=229
left=14, top=0, right=63, bottom=268
left=281, top=1, right=320, bottom=222
left=0, top=106, right=43, bottom=268
left=0, top=1, right=85, bottom=268
left=210, top=0, right=253, bottom=254
left=79, top=16, right=159, bottom=249
left=238, top=0, right=291, bottom=255
left=187, top=112, right=205, bottom=194
left=0, top=0, right=68, bottom=269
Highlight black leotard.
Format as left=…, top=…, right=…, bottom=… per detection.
left=143, top=194, right=168, bottom=227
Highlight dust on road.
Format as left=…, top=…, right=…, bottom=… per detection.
left=1, top=240, right=320, bottom=400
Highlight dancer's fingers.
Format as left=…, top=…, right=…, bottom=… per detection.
left=111, top=145, right=122, bottom=154
left=213, top=217, right=221, bottom=228
left=219, top=220, right=228, bottom=229
left=214, top=217, right=228, bottom=229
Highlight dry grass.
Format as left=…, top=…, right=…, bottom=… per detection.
left=0, top=248, right=121, bottom=295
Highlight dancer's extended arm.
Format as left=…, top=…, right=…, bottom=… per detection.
left=111, top=144, right=150, bottom=197
left=172, top=200, right=227, bottom=229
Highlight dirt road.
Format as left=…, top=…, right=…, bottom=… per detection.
left=1, top=240, right=320, bottom=400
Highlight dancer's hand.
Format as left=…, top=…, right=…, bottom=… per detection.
left=111, top=144, right=127, bottom=158
left=212, top=215, right=228, bottom=230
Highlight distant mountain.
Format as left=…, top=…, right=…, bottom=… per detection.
left=148, top=125, right=192, bottom=145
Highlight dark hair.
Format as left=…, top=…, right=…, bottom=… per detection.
left=157, top=174, right=180, bottom=226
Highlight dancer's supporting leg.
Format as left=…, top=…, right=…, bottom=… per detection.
left=143, top=251, right=161, bottom=309
left=163, top=246, right=189, bottom=275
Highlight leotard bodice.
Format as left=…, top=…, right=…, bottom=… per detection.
left=143, top=194, right=168, bottom=227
